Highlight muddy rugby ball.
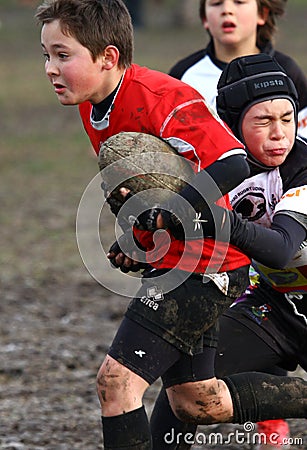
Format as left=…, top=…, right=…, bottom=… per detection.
left=98, top=132, right=194, bottom=205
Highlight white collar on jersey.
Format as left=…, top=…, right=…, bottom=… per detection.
left=90, top=70, right=126, bottom=131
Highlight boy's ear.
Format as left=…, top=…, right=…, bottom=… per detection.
left=258, top=6, right=269, bottom=25
left=202, top=17, right=209, bottom=31
left=99, top=45, right=120, bottom=70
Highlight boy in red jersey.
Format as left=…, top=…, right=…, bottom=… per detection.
left=36, top=1, right=307, bottom=448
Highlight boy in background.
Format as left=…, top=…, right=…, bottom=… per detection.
left=170, top=0, right=307, bottom=140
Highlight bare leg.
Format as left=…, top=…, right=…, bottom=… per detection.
left=96, top=354, right=149, bottom=415
left=168, top=373, right=307, bottom=425
left=97, top=355, right=152, bottom=449
left=167, top=377, right=233, bottom=424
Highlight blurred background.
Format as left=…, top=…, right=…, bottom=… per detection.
left=1, top=1, right=306, bottom=448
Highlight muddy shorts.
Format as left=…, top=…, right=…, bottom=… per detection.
left=125, top=266, right=249, bottom=354
left=223, top=281, right=307, bottom=372
left=108, top=266, right=249, bottom=385
left=109, top=317, right=217, bottom=386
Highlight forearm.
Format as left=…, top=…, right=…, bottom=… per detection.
left=190, top=205, right=306, bottom=268
left=230, top=212, right=306, bottom=268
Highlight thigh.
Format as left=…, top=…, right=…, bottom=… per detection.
left=108, top=317, right=181, bottom=384
left=162, top=345, right=216, bottom=388
left=215, top=315, right=283, bottom=377
left=109, top=317, right=219, bottom=387
left=222, top=285, right=307, bottom=373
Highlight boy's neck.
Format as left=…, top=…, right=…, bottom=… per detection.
left=93, top=67, right=125, bottom=105
left=213, top=41, right=260, bottom=64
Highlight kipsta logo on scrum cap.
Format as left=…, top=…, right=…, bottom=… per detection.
left=253, top=76, right=285, bottom=91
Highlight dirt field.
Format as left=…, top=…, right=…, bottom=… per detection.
left=1, top=2, right=306, bottom=449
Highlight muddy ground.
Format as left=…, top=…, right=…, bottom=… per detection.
left=1, top=270, right=307, bottom=450
left=1, top=2, right=306, bottom=449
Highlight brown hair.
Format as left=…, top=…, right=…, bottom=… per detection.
left=199, top=0, right=287, bottom=47
left=36, top=0, right=133, bottom=68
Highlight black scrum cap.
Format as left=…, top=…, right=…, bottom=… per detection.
left=216, top=53, right=298, bottom=140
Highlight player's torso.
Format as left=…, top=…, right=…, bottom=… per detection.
left=229, top=147, right=307, bottom=294
left=79, top=64, right=250, bottom=273
left=229, top=167, right=282, bottom=228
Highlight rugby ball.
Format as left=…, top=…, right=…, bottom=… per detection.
left=98, top=132, right=194, bottom=204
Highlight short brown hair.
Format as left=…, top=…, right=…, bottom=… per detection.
left=199, top=0, right=287, bottom=47
left=36, top=0, right=133, bottom=68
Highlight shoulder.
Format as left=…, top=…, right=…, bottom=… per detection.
left=272, top=50, right=304, bottom=76
left=128, top=64, right=203, bottom=98
left=273, top=50, right=306, bottom=82
left=270, top=50, right=307, bottom=108
left=126, top=64, right=191, bottom=96
left=123, top=65, right=211, bottom=121
left=168, top=48, right=208, bottom=79
left=129, top=63, right=183, bottom=86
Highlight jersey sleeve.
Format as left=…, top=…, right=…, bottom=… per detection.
left=274, top=184, right=307, bottom=230
left=229, top=210, right=306, bottom=269
left=156, top=85, right=245, bottom=172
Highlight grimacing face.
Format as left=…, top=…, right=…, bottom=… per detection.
left=241, top=98, right=296, bottom=167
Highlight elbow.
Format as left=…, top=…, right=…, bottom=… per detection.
left=271, top=260, right=292, bottom=270
left=258, top=253, right=292, bottom=270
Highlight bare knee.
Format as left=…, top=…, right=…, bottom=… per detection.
left=167, top=378, right=233, bottom=425
left=96, top=356, right=126, bottom=404
left=96, top=355, right=149, bottom=416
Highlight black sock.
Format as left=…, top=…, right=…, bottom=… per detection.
left=101, top=405, right=152, bottom=449
left=223, top=372, right=307, bottom=423
left=150, top=388, right=197, bottom=450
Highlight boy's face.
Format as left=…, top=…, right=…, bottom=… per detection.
left=41, top=20, right=106, bottom=105
left=204, top=0, right=265, bottom=47
left=241, top=98, right=296, bottom=167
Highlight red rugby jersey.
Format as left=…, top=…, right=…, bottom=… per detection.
left=79, top=64, right=250, bottom=273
